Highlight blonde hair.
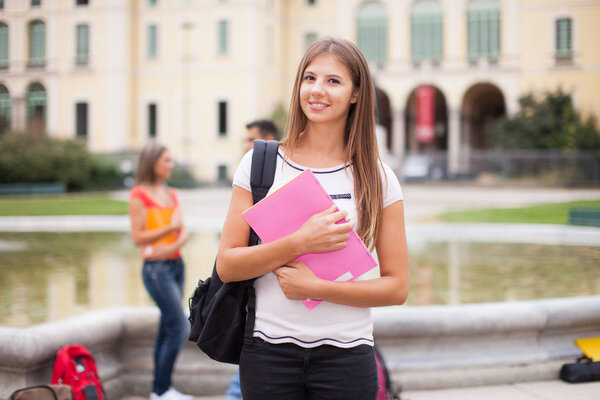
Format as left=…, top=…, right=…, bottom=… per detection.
left=135, top=141, right=167, bottom=185
left=281, top=37, right=383, bottom=250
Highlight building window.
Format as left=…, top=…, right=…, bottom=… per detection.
left=26, top=82, right=46, bottom=134
left=0, top=0, right=5, bottom=10
left=411, top=0, right=443, bottom=64
left=306, top=0, right=316, bottom=6
left=149, top=0, right=158, bottom=6
left=356, top=2, right=387, bottom=66
left=217, top=165, right=228, bottom=183
left=218, top=101, right=227, bottom=136
left=76, top=0, right=89, bottom=5
left=467, top=0, right=500, bottom=61
left=147, top=25, right=158, bottom=59
left=555, top=18, right=572, bottom=59
left=0, top=23, right=8, bottom=68
left=29, top=20, right=46, bottom=67
left=148, top=103, right=157, bottom=138
left=76, top=24, right=89, bottom=65
left=76, top=102, right=88, bottom=138
left=217, top=20, right=229, bottom=55
left=0, top=85, right=10, bottom=133
left=32, top=0, right=41, bottom=6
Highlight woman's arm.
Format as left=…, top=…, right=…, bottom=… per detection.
left=145, top=226, right=189, bottom=261
left=216, top=185, right=354, bottom=282
left=274, top=200, right=410, bottom=307
left=128, top=198, right=182, bottom=246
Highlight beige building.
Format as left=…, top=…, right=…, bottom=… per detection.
left=0, top=0, right=598, bottom=181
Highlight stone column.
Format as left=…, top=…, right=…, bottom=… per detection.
left=448, top=108, right=461, bottom=177
left=392, top=108, right=405, bottom=175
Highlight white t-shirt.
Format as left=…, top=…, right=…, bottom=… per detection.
left=232, top=149, right=403, bottom=348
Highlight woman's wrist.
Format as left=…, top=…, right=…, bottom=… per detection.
left=282, top=231, right=306, bottom=261
left=309, top=277, right=326, bottom=300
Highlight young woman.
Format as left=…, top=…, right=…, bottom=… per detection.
left=217, top=37, right=409, bottom=399
left=128, top=142, right=193, bottom=400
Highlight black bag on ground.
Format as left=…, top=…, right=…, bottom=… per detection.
left=560, top=357, right=600, bottom=383
left=188, top=139, right=278, bottom=364
left=9, top=385, right=73, bottom=400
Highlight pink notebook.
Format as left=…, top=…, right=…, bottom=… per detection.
left=242, top=169, right=377, bottom=309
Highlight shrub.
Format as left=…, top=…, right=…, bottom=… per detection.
left=489, top=89, right=600, bottom=152
left=167, top=162, right=197, bottom=188
left=0, top=133, right=93, bottom=190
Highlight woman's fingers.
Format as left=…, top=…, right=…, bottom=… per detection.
left=327, top=209, right=348, bottom=224
left=316, top=204, right=337, bottom=218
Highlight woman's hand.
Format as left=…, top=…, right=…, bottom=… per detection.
left=274, top=261, right=321, bottom=300
left=144, top=244, right=176, bottom=261
left=144, top=228, right=189, bottom=261
left=292, top=205, right=354, bottom=254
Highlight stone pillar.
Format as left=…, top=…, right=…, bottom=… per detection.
left=448, top=108, right=461, bottom=177
left=392, top=108, right=405, bottom=175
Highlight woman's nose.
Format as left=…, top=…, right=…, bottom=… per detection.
left=310, top=80, right=325, bottom=96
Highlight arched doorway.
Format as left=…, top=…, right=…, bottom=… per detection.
left=375, top=85, right=392, bottom=149
left=374, top=85, right=397, bottom=169
left=461, top=83, right=505, bottom=150
left=0, top=84, right=10, bottom=134
left=405, top=85, right=448, bottom=154
left=26, top=82, right=46, bottom=135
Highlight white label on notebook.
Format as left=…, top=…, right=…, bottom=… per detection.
left=334, top=271, right=354, bottom=282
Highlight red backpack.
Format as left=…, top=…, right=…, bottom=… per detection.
left=51, top=345, right=105, bottom=400
left=374, top=345, right=402, bottom=400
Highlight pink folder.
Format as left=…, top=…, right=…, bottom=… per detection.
left=242, top=169, right=377, bottom=309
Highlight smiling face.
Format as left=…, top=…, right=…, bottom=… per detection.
left=299, top=53, right=358, bottom=128
left=153, top=150, right=175, bottom=182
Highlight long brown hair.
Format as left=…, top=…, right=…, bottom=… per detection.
left=135, top=141, right=167, bottom=185
left=281, top=37, right=383, bottom=250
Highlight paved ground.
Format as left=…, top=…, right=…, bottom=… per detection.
left=121, top=379, right=600, bottom=400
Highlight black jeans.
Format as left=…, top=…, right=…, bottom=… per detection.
left=239, top=338, right=378, bottom=400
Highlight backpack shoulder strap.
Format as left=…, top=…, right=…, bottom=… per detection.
left=250, top=139, right=278, bottom=203
left=248, top=139, right=278, bottom=246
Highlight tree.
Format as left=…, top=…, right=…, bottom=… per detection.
left=488, top=89, right=600, bottom=151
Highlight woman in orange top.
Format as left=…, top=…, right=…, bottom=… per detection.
left=129, top=142, right=192, bottom=400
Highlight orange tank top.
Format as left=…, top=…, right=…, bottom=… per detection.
left=130, top=185, right=181, bottom=260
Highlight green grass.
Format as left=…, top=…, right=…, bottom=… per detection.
left=438, top=199, right=600, bottom=225
left=0, top=195, right=128, bottom=216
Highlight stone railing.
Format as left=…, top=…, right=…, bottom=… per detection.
left=1, top=296, right=599, bottom=399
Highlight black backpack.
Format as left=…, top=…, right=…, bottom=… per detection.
left=9, top=385, right=73, bottom=400
left=188, top=139, right=278, bottom=364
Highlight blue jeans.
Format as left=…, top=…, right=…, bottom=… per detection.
left=239, top=338, right=378, bottom=400
left=142, top=258, right=189, bottom=395
left=225, top=370, right=243, bottom=399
